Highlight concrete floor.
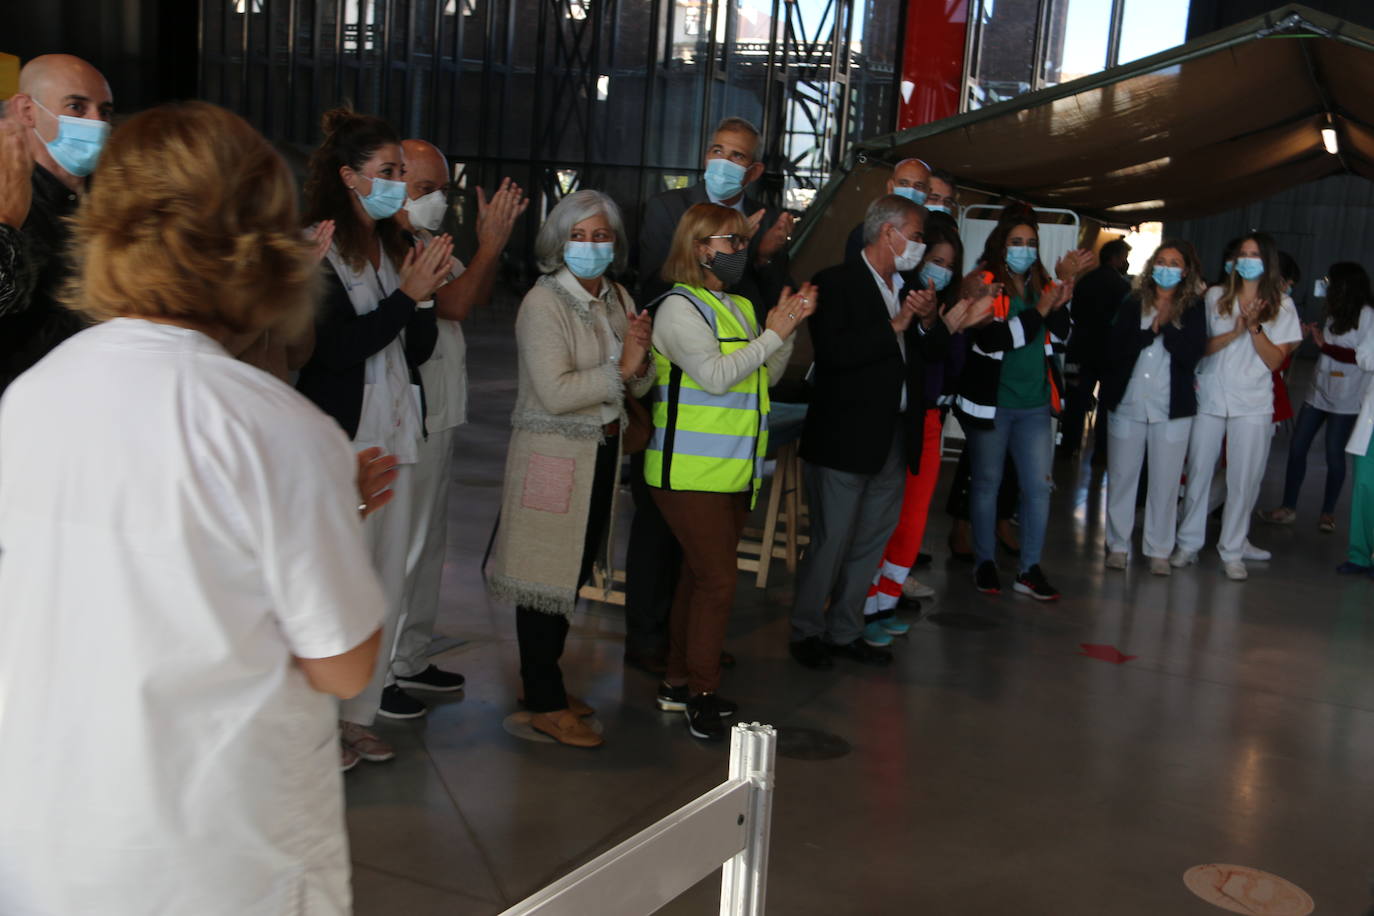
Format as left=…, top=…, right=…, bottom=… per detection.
left=346, top=301, right=1374, bottom=915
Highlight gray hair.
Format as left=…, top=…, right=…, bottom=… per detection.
left=713, top=116, right=763, bottom=160
left=534, top=189, right=628, bottom=276
left=863, top=194, right=925, bottom=246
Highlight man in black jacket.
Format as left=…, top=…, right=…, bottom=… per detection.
left=1060, top=238, right=1131, bottom=460
left=789, top=195, right=941, bottom=669
left=0, top=54, right=114, bottom=395
left=623, top=116, right=794, bottom=674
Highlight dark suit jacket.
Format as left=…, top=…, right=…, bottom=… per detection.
left=800, top=258, right=950, bottom=475
left=1067, top=264, right=1131, bottom=367
left=636, top=182, right=792, bottom=311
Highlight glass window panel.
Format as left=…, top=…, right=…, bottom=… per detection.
left=968, top=0, right=1037, bottom=108
left=1042, top=0, right=1112, bottom=86
left=1118, top=0, right=1190, bottom=65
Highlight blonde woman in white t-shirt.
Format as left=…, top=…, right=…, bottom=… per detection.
left=1258, top=262, right=1374, bottom=533
left=1175, top=232, right=1303, bottom=579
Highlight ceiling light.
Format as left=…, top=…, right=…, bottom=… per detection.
left=1322, top=126, right=1339, bottom=155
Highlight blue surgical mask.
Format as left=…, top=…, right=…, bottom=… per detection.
left=893, top=186, right=928, bottom=206
left=355, top=174, right=407, bottom=220
left=703, top=157, right=748, bottom=201
left=1223, top=259, right=1235, bottom=276
left=1234, top=256, right=1264, bottom=281
left=32, top=99, right=110, bottom=178
left=920, top=261, right=953, bottom=292
left=564, top=240, right=615, bottom=279
left=1152, top=265, right=1183, bottom=289
left=1006, top=245, right=1038, bottom=275
left=925, top=203, right=952, bottom=216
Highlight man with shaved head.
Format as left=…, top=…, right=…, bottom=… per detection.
left=845, top=157, right=932, bottom=263
left=0, top=54, right=113, bottom=394
left=381, top=137, right=528, bottom=715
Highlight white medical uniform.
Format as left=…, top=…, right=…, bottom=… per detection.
left=1308, top=306, right=1374, bottom=415
left=1106, top=312, right=1193, bottom=559
left=323, top=245, right=425, bottom=724
left=1178, top=287, right=1302, bottom=563
left=0, top=319, right=384, bottom=916
left=396, top=258, right=467, bottom=679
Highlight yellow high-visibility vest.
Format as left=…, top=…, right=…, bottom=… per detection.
left=643, top=284, right=769, bottom=506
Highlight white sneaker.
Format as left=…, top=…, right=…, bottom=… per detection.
left=1242, top=541, right=1271, bottom=562
left=1169, top=548, right=1198, bottom=567
left=1105, top=552, right=1127, bottom=570
left=901, top=577, right=936, bottom=600
left=1149, top=557, right=1171, bottom=576
left=1224, top=561, right=1249, bottom=581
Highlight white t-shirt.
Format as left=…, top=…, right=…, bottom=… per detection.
left=417, top=257, right=470, bottom=433
left=1308, top=306, right=1374, bottom=415
left=1195, top=286, right=1302, bottom=418
left=0, top=319, right=385, bottom=916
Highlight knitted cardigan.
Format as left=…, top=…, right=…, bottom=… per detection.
left=488, top=270, right=653, bottom=615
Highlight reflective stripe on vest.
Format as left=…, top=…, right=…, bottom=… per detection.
left=643, top=284, right=769, bottom=506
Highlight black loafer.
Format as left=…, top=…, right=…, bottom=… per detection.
left=826, top=638, right=893, bottom=667
left=790, top=636, right=834, bottom=670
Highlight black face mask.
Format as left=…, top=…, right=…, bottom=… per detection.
left=704, top=248, right=748, bottom=289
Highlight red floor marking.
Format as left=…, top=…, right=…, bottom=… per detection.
left=1077, top=643, right=1136, bottom=664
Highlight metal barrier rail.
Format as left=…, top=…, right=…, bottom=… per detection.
left=498, top=723, right=778, bottom=916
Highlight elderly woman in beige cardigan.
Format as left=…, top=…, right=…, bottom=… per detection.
left=489, top=190, right=653, bottom=747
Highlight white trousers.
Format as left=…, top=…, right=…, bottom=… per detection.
left=1105, top=413, right=1192, bottom=558
left=340, top=462, right=414, bottom=726
left=1177, top=412, right=1273, bottom=563
left=394, top=426, right=457, bottom=678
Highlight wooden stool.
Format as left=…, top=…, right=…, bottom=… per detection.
left=737, top=440, right=808, bottom=587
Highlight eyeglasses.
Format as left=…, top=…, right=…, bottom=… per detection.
left=700, top=234, right=749, bottom=250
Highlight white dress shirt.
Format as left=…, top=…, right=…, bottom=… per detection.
left=861, top=251, right=908, bottom=411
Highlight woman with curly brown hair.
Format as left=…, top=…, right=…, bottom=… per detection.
left=296, top=107, right=454, bottom=763
left=0, top=101, right=386, bottom=916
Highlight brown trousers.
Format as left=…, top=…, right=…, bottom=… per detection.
left=649, top=487, right=750, bottom=696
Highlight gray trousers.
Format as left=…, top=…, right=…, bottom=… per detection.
left=790, top=435, right=906, bottom=646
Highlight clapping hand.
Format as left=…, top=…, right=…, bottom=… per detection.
left=1309, top=322, right=1327, bottom=348
left=945, top=283, right=998, bottom=332
left=1055, top=249, right=1095, bottom=283
left=764, top=283, right=818, bottom=340
left=356, top=447, right=400, bottom=518
left=0, top=119, right=33, bottom=229
left=308, top=220, right=336, bottom=265
left=757, top=211, right=795, bottom=264
left=398, top=234, right=456, bottom=302
left=476, top=178, right=529, bottom=251
left=1036, top=280, right=1073, bottom=316
left=905, top=280, right=939, bottom=327
left=620, top=310, right=654, bottom=380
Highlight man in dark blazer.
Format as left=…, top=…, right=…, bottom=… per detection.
left=636, top=116, right=794, bottom=308
left=789, top=194, right=943, bottom=670
left=622, top=116, right=794, bottom=674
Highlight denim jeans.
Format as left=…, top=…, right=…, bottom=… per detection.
left=968, top=405, right=1053, bottom=570
left=1281, top=404, right=1357, bottom=514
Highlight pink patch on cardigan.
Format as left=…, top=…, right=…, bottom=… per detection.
left=521, top=453, right=576, bottom=514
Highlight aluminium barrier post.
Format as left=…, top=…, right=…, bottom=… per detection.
left=719, top=723, right=777, bottom=916
left=495, top=722, right=777, bottom=916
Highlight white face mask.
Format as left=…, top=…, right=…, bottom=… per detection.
left=403, top=189, right=448, bottom=232
left=889, top=229, right=926, bottom=272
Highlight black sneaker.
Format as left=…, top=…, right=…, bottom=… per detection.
left=974, top=561, right=1001, bottom=594
left=790, top=635, right=834, bottom=670
left=1013, top=564, right=1060, bottom=601
left=915, top=552, right=932, bottom=569
left=827, top=638, right=893, bottom=667
left=657, top=682, right=737, bottom=717
left=685, top=694, right=727, bottom=740
left=378, top=684, right=428, bottom=719
left=394, top=665, right=465, bottom=692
